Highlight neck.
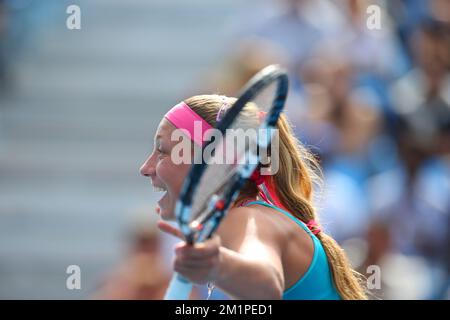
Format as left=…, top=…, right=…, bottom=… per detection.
left=231, top=196, right=258, bottom=209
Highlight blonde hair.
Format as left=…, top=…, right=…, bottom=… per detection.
left=184, top=94, right=367, bottom=300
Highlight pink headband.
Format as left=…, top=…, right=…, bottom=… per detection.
left=164, top=102, right=213, bottom=146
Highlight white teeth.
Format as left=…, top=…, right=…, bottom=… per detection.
left=153, top=186, right=166, bottom=192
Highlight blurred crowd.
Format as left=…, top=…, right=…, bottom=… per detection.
left=92, top=0, right=450, bottom=300
left=0, top=0, right=60, bottom=96
left=198, top=0, right=450, bottom=299
left=0, top=0, right=7, bottom=92
left=1, top=0, right=448, bottom=300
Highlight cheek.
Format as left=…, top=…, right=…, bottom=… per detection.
left=156, top=159, right=190, bottom=192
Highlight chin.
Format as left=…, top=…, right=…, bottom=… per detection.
left=159, top=209, right=176, bottom=221
left=158, top=198, right=177, bottom=221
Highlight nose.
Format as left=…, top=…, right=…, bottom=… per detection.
left=140, top=154, right=156, bottom=177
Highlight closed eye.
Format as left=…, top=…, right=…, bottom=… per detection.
left=156, top=147, right=167, bottom=159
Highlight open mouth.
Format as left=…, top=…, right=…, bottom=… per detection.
left=153, top=185, right=169, bottom=208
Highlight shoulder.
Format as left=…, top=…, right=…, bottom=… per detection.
left=216, top=205, right=282, bottom=251
left=217, top=203, right=307, bottom=253
left=217, top=203, right=316, bottom=286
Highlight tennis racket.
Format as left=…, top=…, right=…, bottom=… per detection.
left=164, top=64, right=289, bottom=300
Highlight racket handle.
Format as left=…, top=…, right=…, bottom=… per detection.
left=164, top=273, right=193, bottom=300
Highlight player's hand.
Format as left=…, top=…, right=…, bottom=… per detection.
left=157, top=220, right=223, bottom=285
left=173, top=235, right=222, bottom=285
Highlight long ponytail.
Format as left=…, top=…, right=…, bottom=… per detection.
left=272, top=114, right=367, bottom=300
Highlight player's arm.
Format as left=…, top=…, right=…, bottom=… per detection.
left=213, top=206, right=285, bottom=300
left=157, top=206, right=285, bottom=300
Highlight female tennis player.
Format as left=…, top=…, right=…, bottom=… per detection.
left=140, top=94, right=367, bottom=300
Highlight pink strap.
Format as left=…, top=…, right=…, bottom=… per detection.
left=257, top=186, right=274, bottom=205
left=255, top=173, right=323, bottom=235
left=164, top=102, right=213, bottom=146
left=262, top=175, right=289, bottom=212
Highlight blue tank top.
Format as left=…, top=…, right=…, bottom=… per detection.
left=242, top=201, right=341, bottom=300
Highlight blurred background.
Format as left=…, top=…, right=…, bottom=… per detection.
left=0, top=0, right=448, bottom=300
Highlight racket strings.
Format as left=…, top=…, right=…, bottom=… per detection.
left=185, top=79, right=280, bottom=235
left=189, top=109, right=261, bottom=225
